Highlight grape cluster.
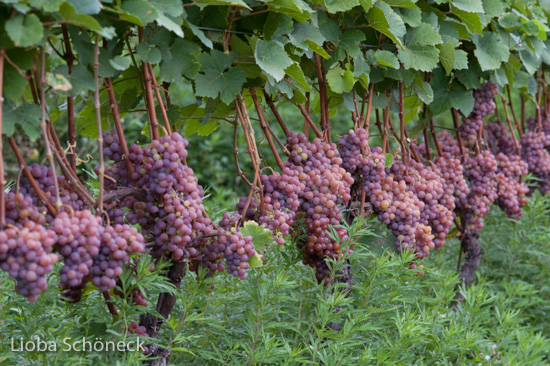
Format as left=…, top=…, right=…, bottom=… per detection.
left=485, top=122, right=517, bottom=156
left=91, top=224, right=145, bottom=292
left=0, top=222, right=58, bottom=302
left=18, top=164, right=84, bottom=220
left=286, top=132, right=353, bottom=282
left=494, top=153, right=529, bottom=218
left=5, top=191, right=47, bottom=228
left=458, top=81, right=498, bottom=146
left=456, top=151, right=499, bottom=232
left=391, top=160, right=454, bottom=251
left=215, top=228, right=255, bottom=279
left=128, top=321, right=149, bottom=354
left=51, top=210, right=102, bottom=301
left=526, top=113, right=550, bottom=135
left=339, top=129, right=443, bottom=259
left=520, top=130, right=550, bottom=194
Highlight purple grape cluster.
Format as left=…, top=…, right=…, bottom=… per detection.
left=456, top=151, right=499, bottom=232
left=458, top=81, right=498, bottom=146
left=485, top=122, right=517, bottom=156
left=0, top=221, right=58, bottom=302
left=339, top=129, right=443, bottom=260
left=520, top=130, right=550, bottom=194
left=51, top=210, right=102, bottom=301
left=494, top=153, right=529, bottom=218
left=287, top=132, right=353, bottom=283
left=91, top=224, right=145, bottom=292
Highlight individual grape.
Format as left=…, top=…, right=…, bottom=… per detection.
left=0, top=222, right=58, bottom=302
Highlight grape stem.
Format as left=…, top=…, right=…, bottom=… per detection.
left=500, top=95, right=521, bottom=156
left=39, top=47, right=62, bottom=210
left=148, top=63, right=172, bottom=136
left=262, top=88, right=290, bottom=137
left=104, top=77, right=136, bottom=176
left=314, top=53, right=329, bottom=141
left=61, top=24, right=77, bottom=172
left=382, top=93, right=391, bottom=154
left=506, top=86, right=520, bottom=133
left=232, top=122, right=253, bottom=187
left=304, top=92, right=310, bottom=136
left=362, top=83, right=374, bottom=134
left=451, top=108, right=465, bottom=160
left=250, top=88, right=285, bottom=171
left=139, top=27, right=160, bottom=141
left=93, top=35, right=105, bottom=215
left=297, top=104, right=323, bottom=138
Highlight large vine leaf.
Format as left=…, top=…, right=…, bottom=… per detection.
left=194, top=50, right=246, bottom=104
left=472, top=32, right=510, bottom=71
left=5, top=14, right=43, bottom=47
left=367, top=3, right=406, bottom=48
left=255, top=40, right=294, bottom=82
left=326, top=66, right=355, bottom=93
left=2, top=102, right=41, bottom=141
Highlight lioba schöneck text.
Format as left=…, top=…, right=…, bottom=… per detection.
left=11, top=337, right=145, bottom=352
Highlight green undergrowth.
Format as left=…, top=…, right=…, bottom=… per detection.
left=1, top=193, right=550, bottom=366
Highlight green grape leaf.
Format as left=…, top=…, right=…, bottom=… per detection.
left=137, top=43, right=163, bottom=64
left=412, top=78, right=434, bottom=104
left=121, top=0, right=159, bottom=24
left=374, top=50, right=400, bottom=68
left=399, top=8, right=422, bottom=27
left=450, top=0, right=484, bottom=13
left=195, top=50, right=246, bottom=104
left=29, top=0, right=64, bottom=12
left=194, top=0, right=251, bottom=9
left=367, top=3, right=406, bottom=48
left=472, top=32, right=509, bottom=71
left=405, top=23, right=443, bottom=46
left=438, top=42, right=455, bottom=74
left=285, top=63, right=312, bottom=92
left=323, top=0, right=359, bottom=13
left=429, top=70, right=473, bottom=115
left=454, top=49, right=468, bottom=69
left=149, top=0, right=184, bottom=16
left=326, top=66, right=355, bottom=93
left=2, top=102, right=41, bottom=141
left=160, top=39, right=201, bottom=82
left=386, top=0, right=418, bottom=8
left=255, top=40, right=294, bottom=82
left=241, top=221, right=274, bottom=253
left=482, top=0, right=505, bottom=17
left=5, top=14, right=43, bottom=47
left=59, top=3, right=103, bottom=32
left=109, top=55, right=132, bottom=71
left=66, top=0, right=101, bottom=14
left=156, top=13, right=184, bottom=38
left=398, top=45, right=440, bottom=71
left=359, top=0, right=373, bottom=11
left=383, top=153, right=394, bottom=168
left=451, top=6, right=483, bottom=34
left=264, top=0, right=313, bottom=22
